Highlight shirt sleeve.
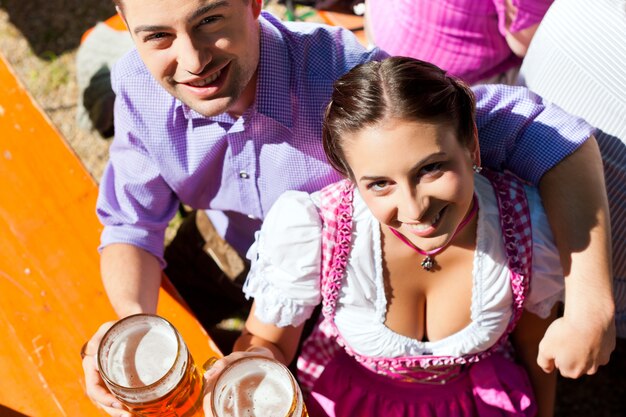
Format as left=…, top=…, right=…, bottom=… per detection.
left=96, top=55, right=180, bottom=267
left=524, top=184, right=564, bottom=318
left=473, top=84, right=596, bottom=185
left=243, top=191, right=323, bottom=327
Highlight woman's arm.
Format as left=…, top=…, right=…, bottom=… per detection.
left=202, top=302, right=306, bottom=417
left=537, top=137, right=616, bottom=377
left=233, top=302, right=306, bottom=365
left=512, top=308, right=558, bottom=417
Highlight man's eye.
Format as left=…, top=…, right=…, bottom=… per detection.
left=145, top=32, right=169, bottom=42
left=199, top=15, right=222, bottom=26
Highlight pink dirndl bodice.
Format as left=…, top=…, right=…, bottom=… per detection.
left=297, top=171, right=537, bottom=417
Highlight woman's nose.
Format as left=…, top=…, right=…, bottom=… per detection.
left=398, top=187, right=428, bottom=222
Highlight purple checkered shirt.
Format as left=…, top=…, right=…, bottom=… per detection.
left=97, top=11, right=593, bottom=266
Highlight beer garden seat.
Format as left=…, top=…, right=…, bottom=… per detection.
left=316, top=9, right=366, bottom=46
left=0, top=53, right=221, bottom=416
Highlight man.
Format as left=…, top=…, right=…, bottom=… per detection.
left=83, top=1, right=614, bottom=415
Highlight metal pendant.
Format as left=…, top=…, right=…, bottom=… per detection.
left=421, top=256, right=435, bottom=271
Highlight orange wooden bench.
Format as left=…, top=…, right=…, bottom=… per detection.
left=318, top=10, right=367, bottom=46
left=0, top=53, right=221, bottom=416
left=81, top=14, right=127, bottom=44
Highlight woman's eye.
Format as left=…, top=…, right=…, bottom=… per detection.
left=367, top=181, right=388, bottom=191
left=419, top=162, right=443, bottom=176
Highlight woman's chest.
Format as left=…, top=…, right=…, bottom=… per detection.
left=381, top=237, right=476, bottom=342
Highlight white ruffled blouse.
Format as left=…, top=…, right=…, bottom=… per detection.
left=243, top=174, right=563, bottom=359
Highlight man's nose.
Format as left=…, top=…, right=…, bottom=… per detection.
left=177, top=35, right=211, bottom=75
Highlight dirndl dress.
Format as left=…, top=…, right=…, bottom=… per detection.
left=297, top=170, right=538, bottom=417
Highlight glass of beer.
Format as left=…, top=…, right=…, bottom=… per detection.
left=210, top=355, right=307, bottom=417
left=97, top=314, right=205, bottom=417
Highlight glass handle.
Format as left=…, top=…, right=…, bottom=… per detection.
left=202, top=357, right=219, bottom=373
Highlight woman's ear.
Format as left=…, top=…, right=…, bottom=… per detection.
left=469, top=123, right=481, bottom=167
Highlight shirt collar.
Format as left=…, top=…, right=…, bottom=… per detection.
left=175, top=12, right=292, bottom=128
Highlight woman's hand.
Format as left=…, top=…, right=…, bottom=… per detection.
left=81, top=321, right=133, bottom=417
left=202, top=346, right=275, bottom=417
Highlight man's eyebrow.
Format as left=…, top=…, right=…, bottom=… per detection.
left=133, top=1, right=230, bottom=34
left=188, top=1, right=230, bottom=22
left=134, top=24, right=169, bottom=35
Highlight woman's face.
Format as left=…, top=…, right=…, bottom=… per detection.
left=343, top=117, right=478, bottom=252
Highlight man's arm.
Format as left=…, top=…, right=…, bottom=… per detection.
left=473, top=85, right=615, bottom=376
left=101, top=243, right=163, bottom=317
left=82, top=245, right=162, bottom=417
left=82, top=48, right=179, bottom=417
left=538, top=137, right=615, bottom=377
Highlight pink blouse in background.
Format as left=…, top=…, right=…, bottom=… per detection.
left=367, top=0, right=553, bottom=84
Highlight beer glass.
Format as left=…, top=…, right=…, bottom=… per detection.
left=97, top=314, right=205, bottom=417
left=210, top=355, right=308, bottom=417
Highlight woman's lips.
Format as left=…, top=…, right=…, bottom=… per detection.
left=404, top=206, right=446, bottom=238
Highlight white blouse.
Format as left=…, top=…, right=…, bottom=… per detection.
left=243, top=175, right=563, bottom=358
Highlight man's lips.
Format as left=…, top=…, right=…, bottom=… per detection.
left=178, top=61, right=229, bottom=87
left=186, top=68, right=221, bottom=87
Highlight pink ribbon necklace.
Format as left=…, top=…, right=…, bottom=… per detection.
left=388, top=195, right=478, bottom=271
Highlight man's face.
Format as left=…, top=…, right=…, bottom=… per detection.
left=120, top=0, right=262, bottom=117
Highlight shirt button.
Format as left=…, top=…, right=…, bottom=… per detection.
left=239, top=171, right=249, bottom=179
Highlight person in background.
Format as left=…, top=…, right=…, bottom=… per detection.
left=365, top=0, right=552, bottom=85
left=80, top=1, right=614, bottom=415
left=205, top=57, right=566, bottom=417
left=517, top=0, right=626, bottom=338
left=75, top=14, right=133, bottom=137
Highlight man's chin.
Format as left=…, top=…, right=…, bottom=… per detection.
left=184, top=96, right=235, bottom=118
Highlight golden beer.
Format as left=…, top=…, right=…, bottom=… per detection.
left=211, top=356, right=308, bottom=417
left=98, top=314, right=204, bottom=417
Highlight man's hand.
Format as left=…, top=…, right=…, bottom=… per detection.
left=82, top=321, right=133, bottom=417
left=538, top=136, right=616, bottom=377
left=537, top=312, right=615, bottom=378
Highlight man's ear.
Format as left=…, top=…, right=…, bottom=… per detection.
left=251, top=0, right=263, bottom=18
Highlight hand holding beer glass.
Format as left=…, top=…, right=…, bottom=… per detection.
left=203, top=353, right=308, bottom=417
left=96, top=314, right=205, bottom=417
left=92, top=314, right=307, bottom=417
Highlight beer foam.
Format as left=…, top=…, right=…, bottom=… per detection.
left=215, top=360, right=293, bottom=417
left=106, top=322, right=178, bottom=387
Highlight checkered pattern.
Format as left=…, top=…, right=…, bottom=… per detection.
left=98, top=7, right=591, bottom=265
left=298, top=172, right=533, bottom=388
left=298, top=179, right=353, bottom=392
